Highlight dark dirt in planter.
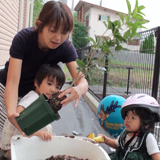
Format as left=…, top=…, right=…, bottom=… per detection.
left=46, top=155, right=89, bottom=160
left=47, top=92, right=67, bottom=115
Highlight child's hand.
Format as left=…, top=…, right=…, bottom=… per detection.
left=98, top=134, right=107, bottom=143
left=33, top=131, right=52, bottom=141
left=87, top=133, right=104, bottom=143
left=94, top=135, right=104, bottom=143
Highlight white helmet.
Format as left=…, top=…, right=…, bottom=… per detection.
left=121, top=94, right=160, bottom=122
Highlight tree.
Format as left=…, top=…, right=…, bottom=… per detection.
left=72, top=12, right=89, bottom=49
left=140, top=33, right=154, bottom=54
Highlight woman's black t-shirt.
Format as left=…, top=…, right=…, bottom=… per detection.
left=0, top=27, right=78, bottom=97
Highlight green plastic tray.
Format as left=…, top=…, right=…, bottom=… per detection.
left=16, top=94, right=60, bottom=136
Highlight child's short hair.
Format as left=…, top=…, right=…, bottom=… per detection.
left=35, top=1, right=73, bottom=33
left=35, top=63, right=65, bottom=88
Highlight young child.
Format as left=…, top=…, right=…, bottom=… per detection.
left=98, top=94, right=160, bottom=160
left=0, top=63, right=65, bottom=159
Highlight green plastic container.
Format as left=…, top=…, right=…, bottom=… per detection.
left=16, top=94, right=60, bottom=136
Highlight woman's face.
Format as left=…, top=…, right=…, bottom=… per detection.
left=38, top=23, right=69, bottom=51
left=124, top=110, right=141, bottom=133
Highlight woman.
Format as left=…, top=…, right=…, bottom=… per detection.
left=0, top=1, right=88, bottom=135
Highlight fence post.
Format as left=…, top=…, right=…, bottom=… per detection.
left=125, top=67, right=133, bottom=95
left=151, top=27, right=160, bottom=99
left=102, top=57, right=108, bottom=98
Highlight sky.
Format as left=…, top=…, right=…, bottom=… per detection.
left=67, top=0, right=160, bottom=31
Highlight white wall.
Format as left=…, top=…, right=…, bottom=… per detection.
left=86, top=7, right=142, bottom=40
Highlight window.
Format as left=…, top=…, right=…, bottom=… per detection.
left=85, top=15, right=90, bottom=27
left=86, top=15, right=89, bottom=20
left=98, top=15, right=108, bottom=21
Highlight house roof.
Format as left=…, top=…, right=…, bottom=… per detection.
left=74, top=0, right=126, bottom=15
left=74, top=1, right=149, bottom=22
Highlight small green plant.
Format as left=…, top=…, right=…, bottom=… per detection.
left=75, top=0, right=147, bottom=83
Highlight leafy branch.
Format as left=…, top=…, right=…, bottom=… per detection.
left=75, top=0, right=147, bottom=83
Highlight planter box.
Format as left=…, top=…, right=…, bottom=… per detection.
left=16, top=94, right=60, bottom=136
left=11, top=135, right=111, bottom=160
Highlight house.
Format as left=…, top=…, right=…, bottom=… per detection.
left=0, top=0, right=34, bottom=66
left=74, top=1, right=148, bottom=50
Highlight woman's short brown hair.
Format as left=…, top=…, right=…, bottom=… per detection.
left=35, top=1, right=73, bottom=33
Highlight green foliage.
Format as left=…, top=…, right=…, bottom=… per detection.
left=76, top=0, right=147, bottom=82
left=135, top=82, right=141, bottom=88
left=140, top=33, right=155, bottom=54
left=33, top=0, right=48, bottom=25
left=72, top=13, right=89, bottom=49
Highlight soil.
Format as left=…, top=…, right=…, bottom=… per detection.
left=46, top=155, right=89, bottom=160
left=47, top=92, right=67, bottom=114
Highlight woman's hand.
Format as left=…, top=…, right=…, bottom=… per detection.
left=62, top=61, right=88, bottom=108
left=7, top=112, right=27, bottom=136
left=59, top=86, right=81, bottom=108
left=33, top=131, right=52, bottom=141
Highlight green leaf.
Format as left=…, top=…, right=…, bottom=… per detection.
left=103, top=21, right=108, bottom=28
left=123, top=30, right=130, bottom=39
left=113, top=20, right=121, bottom=28
left=132, top=14, right=144, bottom=20
left=141, top=25, right=147, bottom=30
left=87, top=37, right=97, bottom=46
left=126, top=0, right=131, bottom=15
left=138, top=5, right=145, bottom=12
left=132, top=0, right=138, bottom=17
left=87, top=72, right=92, bottom=81
left=138, top=11, right=146, bottom=16
left=107, top=18, right=113, bottom=30
left=121, top=47, right=130, bottom=51
left=118, top=12, right=124, bottom=23
left=115, top=45, right=123, bottom=51
left=135, top=33, right=140, bottom=38
left=76, top=59, right=86, bottom=68
left=116, top=35, right=127, bottom=43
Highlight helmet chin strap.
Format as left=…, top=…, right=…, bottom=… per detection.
left=124, top=133, right=136, bottom=152
left=124, top=130, right=141, bottom=152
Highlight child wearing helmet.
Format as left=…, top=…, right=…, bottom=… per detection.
left=98, top=94, right=160, bottom=160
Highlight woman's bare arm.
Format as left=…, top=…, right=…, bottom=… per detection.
left=4, top=57, right=22, bottom=133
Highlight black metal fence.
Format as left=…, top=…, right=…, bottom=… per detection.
left=76, top=26, right=160, bottom=146
left=77, top=27, right=160, bottom=101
